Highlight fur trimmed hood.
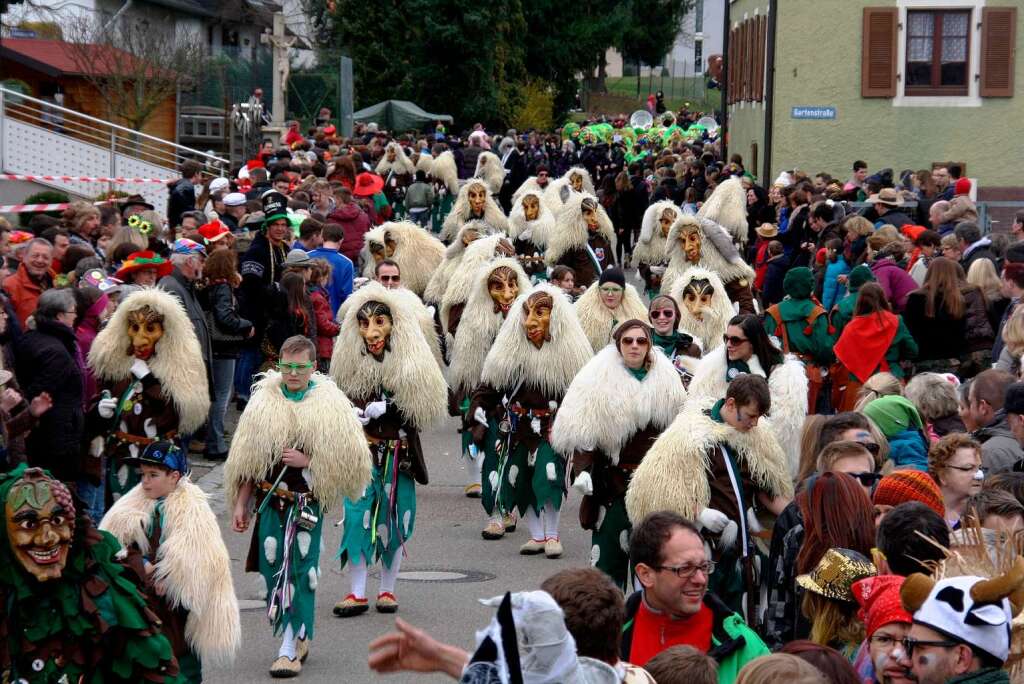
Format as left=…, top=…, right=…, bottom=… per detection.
left=512, top=176, right=545, bottom=206
left=687, top=346, right=808, bottom=477
left=360, top=221, right=445, bottom=296
left=551, top=345, right=686, bottom=457
left=698, top=176, right=748, bottom=247
left=449, top=258, right=530, bottom=395
left=661, top=214, right=755, bottom=294
left=668, top=266, right=735, bottom=352
left=545, top=192, right=617, bottom=267
left=423, top=221, right=497, bottom=304
left=481, top=283, right=592, bottom=398
left=330, top=282, right=447, bottom=430
left=440, top=180, right=508, bottom=241
left=439, top=233, right=515, bottom=336
left=542, top=167, right=595, bottom=214
left=375, top=142, right=416, bottom=177
left=631, top=200, right=678, bottom=268
left=88, top=287, right=210, bottom=433
left=224, top=372, right=372, bottom=510
left=508, top=190, right=555, bottom=248
left=429, top=150, right=460, bottom=195
left=474, top=151, right=506, bottom=195
left=573, top=282, right=649, bottom=353
left=413, top=150, right=433, bottom=175
left=100, top=477, right=240, bottom=664
left=625, top=405, right=793, bottom=523
left=337, top=286, right=442, bottom=369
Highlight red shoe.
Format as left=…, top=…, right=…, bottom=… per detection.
left=333, top=593, right=369, bottom=617
left=376, top=591, right=398, bottom=613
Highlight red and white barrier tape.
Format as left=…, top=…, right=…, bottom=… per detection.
left=0, top=174, right=170, bottom=184
left=0, top=203, right=71, bottom=213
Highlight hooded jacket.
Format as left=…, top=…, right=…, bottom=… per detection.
left=870, top=258, right=918, bottom=312
left=974, top=410, right=1024, bottom=474
left=329, top=201, right=372, bottom=263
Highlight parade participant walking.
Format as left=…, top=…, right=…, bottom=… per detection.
left=647, top=295, right=701, bottom=375
left=100, top=441, right=240, bottom=682
left=87, top=288, right=210, bottom=506
left=552, top=319, right=687, bottom=587
left=226, top=335, right=371, bottom=678
left=507, top=190, right=554, bottom=280
left=375, top=142, right=415, bottom=218
left=668, top=267, right=735, bottom=354
left=440, top=180, right=508, bottom=241
left=428, top=150, right=460, bottom=233
left=661, top=215, right=757, bottom=314
left=574, top=267, right=648, bottom=352
left=469, top=284, right=591, bottom=558
left=543, top=166, right=595, bottom=215
left=331, top=283, right=447, bottom=618
left=360, top=221, right=445, bottom=298
left=546, top=193, right=617, bottom=289
left=633, top=201, right=679, bottom=298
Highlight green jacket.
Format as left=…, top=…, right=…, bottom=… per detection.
left=879, top=316, right=917, bottom=380
left=831, top=291, right=857, bottom=337
left=764, top=297, right=835, bottom=366
left=621, top=591, right=769, bottom=684
left=947, top=669, right=1010, bottom=684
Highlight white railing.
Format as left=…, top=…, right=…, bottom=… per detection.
left=0, top=87, right=227, bottom=210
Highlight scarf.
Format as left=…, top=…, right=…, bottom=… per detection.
left=652, top=331, right=678, bottom=357
left=627, top=365, right=648, bottom=382
left=726, top=358, right=752, bottom=382
left=834, top=311, right=899, bottom=382
left=280, top=381, right=313, bottom=402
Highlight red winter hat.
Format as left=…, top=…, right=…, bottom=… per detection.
left=872, top=468, right=945, bottom=518
left=246, top=159, right=265, bottom=171
left=852, top=575, right=912, bottom=638
left=954, top=177, right=972, bottom=196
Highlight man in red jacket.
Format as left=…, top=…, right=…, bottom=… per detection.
left=328, top=186, right=371, bottom=265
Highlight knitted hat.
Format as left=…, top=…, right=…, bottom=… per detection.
left=847, top=264, right=876, bottom=291
left=954, top=178, right=972, bottom=196
left=873, top=469, right=945, bottom=518
left=783, top=266, right=814, bottom=300
left=598, top=267, right=626, bottom=289
left=862, top=396, right=926, bottom=438
left=852, top=575, right=912, bottom=638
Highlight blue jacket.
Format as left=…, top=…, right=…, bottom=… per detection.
left=306, top=246, right=354, bottom=316
left=821, top=256, right=851, bottom=311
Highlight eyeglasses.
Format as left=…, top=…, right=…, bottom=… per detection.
left=859, top=441, right=881, bottom=456
left=723, top=334, right=749, bottom=346
left=868, top=634, right=900, bottom=648
left=946, top=463, right=984, bottom=474
left=654, top=561, right=716, bottom=579
left=621, top=336, right=649, bottom=347
left=599, top=286, right=623, bottom=295
left=900, top=637, right=960, bottom=657
left=649, top=309, right=675, bottom=320
left=849, top=471, right=883, bottom=487
left=378, top=275, right=400, bottom=283
left=277, top=361, right=314, bottom=375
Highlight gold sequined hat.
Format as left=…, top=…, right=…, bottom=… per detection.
left=797, top=548, right=877, bottom=603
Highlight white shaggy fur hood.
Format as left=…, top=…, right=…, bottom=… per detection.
left=449, top=258, right=530, bottom=395
left=474, top=151, right=506, bottom=195
left=225, top=372, right=372, bottom=510
left=508, top=190, right=554, bottom=248
left=698, top=176, right=748, bottom=247
left=330, top=282, right=447, bottom=430
left=440, top=234, right=515, bottom=337
left=88, top=287, right=210, bottom=433
left=429, top=150, right=460, bottom=195
left=440, top=180, right=508, bottom=241
left=512, top=176, right=545, bottom=206
left=481, top=283, right=592, bottom=398
left=631, top=200, right=678, bottom=268
left=542, top=167, right=595, bottom=215
left=668, top=267, right=735, bottom=352
left=360, top=221, right=445, bottom=297
left=423, top=221, right=497, bottom=304
left=625, top=405, right=793, bottom=523
left=551, top=345, right=686, bottom=456
left=573, top=282, right=649, bottom=353
left=375, top=142, right=415, bottom=177
left=545, top=192, right=617, bottom=267
left=100, top=477, right=240, bottom=664
left=414, top=150, right=433, bottom=175
left=661, top=214, right=755, bottom=294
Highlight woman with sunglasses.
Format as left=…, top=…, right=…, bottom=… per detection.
left=646, top=295, right=700, bottom=375
left=574, top=268, right=648, bottom=353
left=551, top=319, right=687, bottom=589
left=688, top=312, right=808, bottom=476
left=928, top=433, right=986, bottom=528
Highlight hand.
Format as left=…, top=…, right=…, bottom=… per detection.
left=364, top=400, right=387, bottom=420
left=281, top=447, right=311, bottom=468
left=130, top=358, right=151, bottom=380
left=0, top=388, right=21, bottom=413
left=368, top=617, right=469, bottom=677
left=97, top=396, right=118, bottom=419
left=698, top=507, right=729, bottom=534
left=232, top=501, right=250, bottom=533
left=28, top=392, right=51, bottom=417
left=247, top=328, right=256, bottom=338
left=144, top=560, right=156, bottom=576
left=571, top=471, right=594, bottom=496
left=353, top=406, right=370, bottom=426
left=473, top=407, right=488, bottom=427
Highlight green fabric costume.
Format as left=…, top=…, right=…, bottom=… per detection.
left=0, top=464, right=181, bottom=683
left=431, top=192, right=455, bottom=233
left=763, top=298, right=835, bottom=365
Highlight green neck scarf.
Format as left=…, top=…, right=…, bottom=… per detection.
left=710, top=398, right=726, bottom=424
left=726, top=358, right=751, bottom=382
left=651, top=330, right=678, bottom=356
left=627, top=365, right=648, bottom=382
left=281, top=381, right=314, bottom=402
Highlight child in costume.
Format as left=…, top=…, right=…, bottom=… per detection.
left=226, top=335, right=372, bottom=678
left=331, top=283, right=448, bottom=618
left=100, top=441, right=240, bottom=682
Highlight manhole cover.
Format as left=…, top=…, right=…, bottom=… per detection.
left=370, top=567, right=495, bottom=583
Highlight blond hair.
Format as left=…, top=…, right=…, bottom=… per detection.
left=967, top=258, right=1003, bottom=303
left=853, top=372, right=902, bottom=411
left=736, top=653, right=827, bottom=684
left=1003, top=308, right=1024, bottom=358
left=843, top=215, right=874, bottom=238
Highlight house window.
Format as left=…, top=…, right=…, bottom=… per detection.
left=905, top=9, right=970, bottom=95
left=694, top=40, right=703, bottom=74
left=695, top=0, right=704, bottom=33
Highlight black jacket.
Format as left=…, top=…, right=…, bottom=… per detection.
left=166, top=178, right=196, bottom=230
left=14, top=319, right=84, bottom=482
left=159, top=269, right=214, bottom=398
left=459, top=146, right=483, bottom=179
left=239, top=232, right=287, bottom=342
left=201, top=281, right=253, bottom=359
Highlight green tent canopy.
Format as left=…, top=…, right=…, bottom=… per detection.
left=351, top=100, right=453, bottom=132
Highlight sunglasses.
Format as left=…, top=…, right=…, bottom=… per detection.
left=621, top=336, right=650, bottom=347
left=859, top=441, right=881, bottom=456
left=277, top=361, right=314, bottom=375
left=378, top=275, right=400, bottom=282
left=723, top=334, right=749, bottom=346
left=599, top=286, right=623, bottom=295
left=649, top=309, right=676, bottom=320
left=849, top=471, right=882, bottom=487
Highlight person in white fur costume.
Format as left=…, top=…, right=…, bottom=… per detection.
left=375, top=142, right=416, bottom=218
left=439, top=179, right=508, bottom=242
left=474, top=150, right=506, bottom=195
left=668, top=266, right=736, bottom=354
left=632, top=200, right=678, bottom=298
left=507, top=189, right=554, bottom=281
left=360, top=220, right=445, bottom=297
left=542, top=166, right=594, bottom=215
left=573, top=267, right=648, bottom=353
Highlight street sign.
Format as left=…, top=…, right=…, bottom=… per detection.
left=791, top=106, right=836, bottom=120
left=10, top=28, right=37, bottom=38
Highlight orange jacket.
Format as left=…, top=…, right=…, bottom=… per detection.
left=3, top=264, right=48, bottom=327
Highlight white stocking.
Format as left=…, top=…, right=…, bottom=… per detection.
left=542, top=505, right=561, bottom=541
left=349, top=557, right=368, bottom=600
left=278, top=623, right=297, bottom=659
left=380, top=553, right=403, bottom=594
left=463, top=448, right=483, bottom=486
left=523, top=508, right=545, bottom=542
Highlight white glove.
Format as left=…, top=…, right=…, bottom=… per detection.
left=698, top=507, right=729, bottom=534
left=364, top=400, right=387, bottom=420
left=352, top=405, right=370, bottom=426
left=746, top=507, right=764, bottom=534
left=571, top=471, right=594, bottom=496
left=97, top=396, right=117, bottom=419
left=473, top=407, right=488, bottom=426
left=719, top=520, right=739, bottom=550
left=130, top=358, right=151, bottom=380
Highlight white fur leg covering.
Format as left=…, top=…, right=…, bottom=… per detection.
left=463, top=448, right=483, bottom=487
left=278, top=623, right=297, bottom=659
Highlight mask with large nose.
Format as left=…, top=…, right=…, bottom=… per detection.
left=357, top=301, right=393, bottom=361
left=522, top=291, right=553, bottom=349
left=487, top=266, right=520, bottom=316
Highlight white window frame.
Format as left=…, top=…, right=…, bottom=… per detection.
left=893, top=0, right=985, bottom=107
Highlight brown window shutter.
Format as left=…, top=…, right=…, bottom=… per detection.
left=981, top=7, right=1017, bottom=97
left=728, top=27, right=737, bottom=104
left=861, top=7, right=898, bottom=97
left=745, top=18, right=754, bottom=101
left=756, top=15, right=766, bottom=101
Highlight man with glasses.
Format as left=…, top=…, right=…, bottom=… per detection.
left=621, top=511, right=769, bottom=677
left=374, top=259, right=401, bottom=289
left=966, top=369, right=1022, bottom=474
left=851, top=575, right=914, bottom=684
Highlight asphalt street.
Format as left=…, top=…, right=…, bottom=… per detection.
left=200, top=413, right=589, bottom=683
